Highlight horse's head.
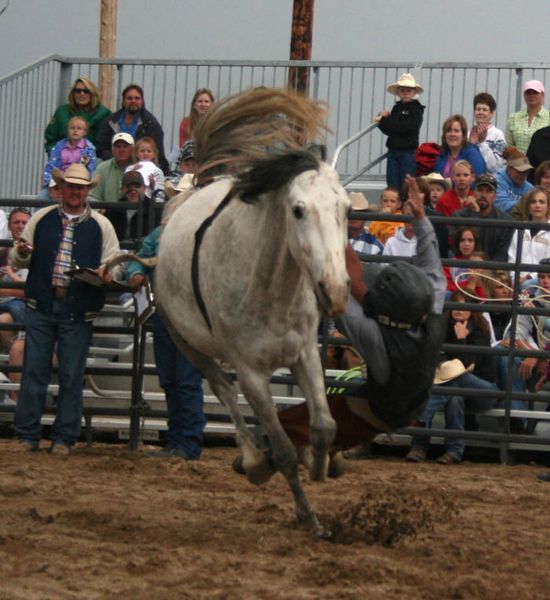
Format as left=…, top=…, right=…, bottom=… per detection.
left=233, top=147, right=350, bottom=316
left=285, top=161, right=350, bottom=317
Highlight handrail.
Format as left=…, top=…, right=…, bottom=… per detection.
left=331, top=122, right=379, bottom=170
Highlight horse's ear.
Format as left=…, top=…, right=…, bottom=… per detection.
left=308, top=144, right=327, bottom=162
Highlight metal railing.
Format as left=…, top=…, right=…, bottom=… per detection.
left=3, top=56, right=550, bottom=197
left=0, top=196, right=550, bottom=461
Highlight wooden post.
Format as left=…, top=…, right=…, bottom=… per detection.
left=288, top=0, right=314, bottom=95
left=99, top=0, right=117, bottom=109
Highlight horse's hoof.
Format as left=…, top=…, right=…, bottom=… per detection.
left=308, top=449, right=329, bottom=481
left=327, top=451, right=346, bottom=479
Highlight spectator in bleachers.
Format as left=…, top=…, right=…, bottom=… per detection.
left=44, top=77, right=111, bottom=154
left=468, top=92, right=506, bottom=174
left=96, top=84, right=169, bottom=173
left=451, top=174, right=513, bottom=261
left=127, top=226, right=206, bottom=460
left=124, top=136, right=165, bottom=200
left=435, top=114, right=487, bottom=179
left=506, top=80, right=550, bottom=154
left=507, top=187, right=550, bottom=286
left=485, top=270, right=513, bottom=344
left=367, top=186, right=404, bottom=244
left=406, top=291, right=497, bottom=464
left=105, top=171, right=161, bottom=242
left=527, top=124, right=550, bottom=177
left=513, top=160, right=550, bottom=218
left=347, top=192, right=383, bottom=256
left=89, top=133, right=134, bottom=203
left=497, top=258, right=550, bottom=432
left=382, top=203, right=417, bottom=258
left=37, top=180, right=64, bottom=204
left=10, top=164, right=120, bottom=454
left=375, top=73, right=424, bottom=190
left=179, top=88, right=215, bottom=148
left=414, top=174, right=449, bottom=258
left=423, top=172, right=450, bottom=209
left=495, top=147, right=533, bottom=213
left=435, top=159, right=476, bottom=216
left=534, top=160, right=550, bottom=193
left=42, top=117, right=96, bottom=190
left=165, top=140, right=197, bottom=197
left=445, top=228, right=487, bottom=299
left=0, top=208, right=30, bottom=352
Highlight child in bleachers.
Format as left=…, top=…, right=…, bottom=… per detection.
left=376, top=73, right=424, bottom=190
left=125, top=136, right=165, bottom=199
left=42, top=116, right=96, bottom=188
left=347, top=192, right=383, bottom=256
left=423, top=172, right=450, bottom=209
left=435, top=159, right=476, bottom=216
left=368, top=186, right=404, bottom=244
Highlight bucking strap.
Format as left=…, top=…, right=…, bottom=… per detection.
left=192, top=187, right=236, bottom=330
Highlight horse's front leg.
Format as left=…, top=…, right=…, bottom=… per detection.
left=290, top=344, right=336, bottom=481
left=236, top=367, right=322, bottom=535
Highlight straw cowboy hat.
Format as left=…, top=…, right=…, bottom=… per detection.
left=349, top=191, right=369, bottom=211
left=422, top=172, right=451, bottom=191
left=433, top=358, right=474, bottom=385
left=51, top=164, right=100, bottom=188
left=387, top=73, right=424, bottom=95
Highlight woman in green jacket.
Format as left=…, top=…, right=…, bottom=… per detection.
left=44, top=77, right=111, bottom=154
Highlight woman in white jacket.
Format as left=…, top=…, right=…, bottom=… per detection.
left=508, top=186, right=550, bottom=286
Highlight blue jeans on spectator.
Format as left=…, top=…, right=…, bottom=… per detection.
left=15, top=300, right=93, bottom=447
left=386, top=148, right=417, bottom=190
left=0, top=298, right=26, bottom=323
left=153, top=313, right=206, bottom=458
left=410, top=392, right=465, bottom=459
left=411, top=372, right=498, bottom=459
left=497, top=355, right=534, bottom=429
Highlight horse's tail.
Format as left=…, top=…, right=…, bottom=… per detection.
left=193, top=87, right=330, bottom=180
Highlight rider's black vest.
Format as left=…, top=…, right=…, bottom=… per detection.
left=357, top=313, right=447, bottom=429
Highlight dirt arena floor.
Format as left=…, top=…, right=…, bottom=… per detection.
left=1, top=438, right=550, bottom=600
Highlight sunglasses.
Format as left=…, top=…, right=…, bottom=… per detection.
left=74, top=88, right=91, bottom=95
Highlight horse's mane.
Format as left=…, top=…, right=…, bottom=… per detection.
left=193, top=87, right=329, bottom=179
left=233, top=146, right=324, bottom=203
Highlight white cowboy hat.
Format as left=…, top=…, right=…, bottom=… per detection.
left=433, top=359, right=474, bottom=385
left=51, top=164, right=100, bottom=188
left=422, top=172, right=451, bottom=191
left=387, top=73, right=424, bottom=95
left=349, top=191, right=369, bottom=211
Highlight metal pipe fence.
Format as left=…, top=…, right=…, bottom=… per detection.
left=0, top=195, right=549, bottom=461
left=4, top=56, right=550, bottom=197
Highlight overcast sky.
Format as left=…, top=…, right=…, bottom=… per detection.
left=1, top=0, right=549, bottom=77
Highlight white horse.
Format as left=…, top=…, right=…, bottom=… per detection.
left=155, top=89, right=350, bottom=533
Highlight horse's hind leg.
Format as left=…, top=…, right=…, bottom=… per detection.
left=235, top=366, right=322, bottom=534
left=290, top=348, right=336, bottom=481
left=159, top=318, right=273, bottom=484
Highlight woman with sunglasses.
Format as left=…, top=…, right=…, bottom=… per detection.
left=44, top=77, right=111, bottom=154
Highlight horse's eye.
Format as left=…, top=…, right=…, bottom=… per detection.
left=292, top=205, right=305, bottom=219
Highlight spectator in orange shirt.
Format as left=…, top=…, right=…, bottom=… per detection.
left=368, top=186, right=404, bottom=244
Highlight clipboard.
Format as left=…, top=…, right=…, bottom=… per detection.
left=133, top=279, right=155, bottom=325
left=65, top=267, right=128, bottom=291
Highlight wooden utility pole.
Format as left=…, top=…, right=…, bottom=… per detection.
left=99, top=0, right=118, bottom=109
left=288, top=0, right=314, bottom=95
